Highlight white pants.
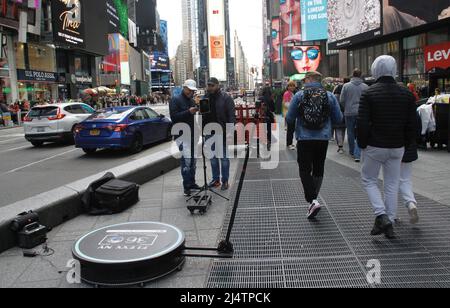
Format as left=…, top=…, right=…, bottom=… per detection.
left=400, top=162, right=417, bottom=207
left=361, top=146, right=405, bottom=223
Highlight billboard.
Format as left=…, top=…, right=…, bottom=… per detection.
left=52, top=0, right=85, bottom=48
left=207, top=0, right=227, bottom=81
left=425, top=42, right=450, bottom=72
left=301, top=0, right=328, bottom=41
left=150, top=52, right=170, bottom=72
left=383, top=0, right=450, bottom=35
left=280, top=0, right=301, bottom=46
left=102, top=33, right=120, bottom=73
left=283, top=44, right=323, bottom=79
left=160, top=20, right=169, bottom=55
left=119, top=34, right=130, bottom=85
left=271, top=17, right=281, bottom=63
left=106, top=0, right=128, bottom=38
left=327, top=0, right=382, bottom=49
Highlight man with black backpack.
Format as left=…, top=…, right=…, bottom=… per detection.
left=287, top=71, right=343, bottom=219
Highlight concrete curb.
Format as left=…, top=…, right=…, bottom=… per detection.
left=0, top=148, right=180, bottom=254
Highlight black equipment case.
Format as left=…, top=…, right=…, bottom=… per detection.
left=18, top=222, right=48, bottom=249
left=94, top=179, right=140, bottom=214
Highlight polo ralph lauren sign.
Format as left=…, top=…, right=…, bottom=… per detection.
left=17, top=70, right=59, bottom=82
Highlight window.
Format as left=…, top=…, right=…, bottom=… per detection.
left=27, top=8, right=36, bottom=26
left=130, top=109, right=148, bottom=121
left=427, top=27, right=449, bottom=46
left=81, top=105, right=95, bottom=114
left=144, top=108, right=159, bottom=119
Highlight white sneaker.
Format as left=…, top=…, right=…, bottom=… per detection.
left=407, top=203, right=419, bottom=224
left=288, top=145, right=296, bottom=151
left=307, top=200, right=322, bottom=220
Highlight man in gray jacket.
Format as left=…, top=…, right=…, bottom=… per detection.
left=340, top=69, right=369, bottom=162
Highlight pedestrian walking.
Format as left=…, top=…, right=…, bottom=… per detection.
left=341, top=69, right=369, bottom=162
left=358, top=55, right=417, bottom=239
left=333, top=78, right=350, bottom=154
left=287, top=71, right=343, bottom=220
left=283, top=81, right=297, bottom=150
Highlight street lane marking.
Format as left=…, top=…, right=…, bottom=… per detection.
left=0, top=145, right=30, bottom=154
left=0, top=137, right=24, bottom=144
left=0, top=148, right=79, bottom=176
left=0, top=134, right=25, bottom=138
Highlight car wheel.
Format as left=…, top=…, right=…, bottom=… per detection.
left=83, top=148, right=97, bottom=155
left=129, top=134, right=144, bottom=154
left=31, top=141, right=44, bottom=147
left=68, top=125, right=77, bottom=144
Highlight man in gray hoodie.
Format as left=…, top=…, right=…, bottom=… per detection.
left=340, top=69, right=369, bottom=162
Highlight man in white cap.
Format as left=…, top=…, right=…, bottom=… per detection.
left=170, top=79, right=200, bottom=196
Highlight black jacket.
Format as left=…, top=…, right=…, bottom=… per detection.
left=204, top=90, right=236, bottom=129
left=169, top=92, right=196, bottom=139
left=357, top=77, right=417, bottom=149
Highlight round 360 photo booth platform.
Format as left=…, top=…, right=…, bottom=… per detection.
left=72, top=222, right=186, bottom=287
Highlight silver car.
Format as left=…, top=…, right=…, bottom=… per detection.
left=24, top=103, right=95, bottom=146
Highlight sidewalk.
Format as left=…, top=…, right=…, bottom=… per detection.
left=0, top=159, right=238, bottom=288
left=1, top=128, right=450, bottom=288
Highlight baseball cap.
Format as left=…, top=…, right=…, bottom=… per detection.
left=183, top=79, right=198, bottom=91
left=207, top=77, right=220, bottom=85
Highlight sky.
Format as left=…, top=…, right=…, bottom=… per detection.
left=156, top=0, right=263, bottom=69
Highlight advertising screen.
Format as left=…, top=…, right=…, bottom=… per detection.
left=119, top=35, right=130, bottom=85
left=107, top=0, right=128, bottom=38
left=327, top=0, right=382, bottom=49
left=150, top=52, right=170, bottom=73
left=207, top=0, right=226, bottom=81
left=383, top=0, right=450, bottom=35
left=271, top=17, right=281, bottom=63
left=280, top=0, right=301, bottom=46
left=102, top=34, right=120, bottom=73
left=160, top=20, right=169, bottom=55
left=283, top=44, right=323, bottom=79
left=301, top=0, right=328, bottom=41
left=52, top=0, right=85, bottom=48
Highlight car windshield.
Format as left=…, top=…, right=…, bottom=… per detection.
left=28, top=107, right=58, bottom=118
left=88, top=109, right=129, bottom=120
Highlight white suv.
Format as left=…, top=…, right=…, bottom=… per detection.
left=24, top=103, right=95, bottom=147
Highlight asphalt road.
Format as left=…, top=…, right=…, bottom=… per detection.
left=0, top=104, right=172, bottom=208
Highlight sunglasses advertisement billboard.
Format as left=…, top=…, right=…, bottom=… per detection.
left=271, top=17, right=281, bottom=63
left=283, top=44, right=322, bottom=78
left=327, top=0, right=382, bottom=49
left=383, top=0, right=450, bottom=35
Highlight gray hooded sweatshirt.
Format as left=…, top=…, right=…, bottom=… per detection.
left=340, top=77, right=369, bottom=117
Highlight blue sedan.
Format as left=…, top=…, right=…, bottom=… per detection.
left=74, top=106, right=172, bottom=154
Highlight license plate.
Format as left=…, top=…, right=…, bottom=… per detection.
left=37, top=127, right=45, bottom=133
left=90, top=129, right=100, bottom=136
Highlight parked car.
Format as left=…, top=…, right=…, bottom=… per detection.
left=23, top=103, right=95, bottom=147
left=74, top=106, right=172, bottom=154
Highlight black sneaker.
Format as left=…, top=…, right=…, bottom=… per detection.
left=221, top=182, right=229, bottom=191
left=190, top=184, right=202, bottom=191
left=371, top=215, right=392, bottom=236
left=384, top=224, right=396, bottom=239
left=184, top=189, right=192, bottom=197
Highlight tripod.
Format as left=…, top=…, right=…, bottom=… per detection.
left=187, top=132, right=229, bottom=215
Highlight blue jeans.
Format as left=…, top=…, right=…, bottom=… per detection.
left=206, top=135, right=230, bottom=183
left=179, top=143, right=196, bottom=190
left=346, top=116, right=361, bottom=159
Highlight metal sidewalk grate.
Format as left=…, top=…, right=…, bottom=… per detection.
left=208, top=152, right=450, bottom=288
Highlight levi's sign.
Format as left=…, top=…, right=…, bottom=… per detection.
left=425, top=42, right=450, bottom=71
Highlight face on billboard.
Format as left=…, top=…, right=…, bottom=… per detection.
left=291, top=46, right=322, bottom=74
left=271, top=17, right=281, bottom=62
left=328, top=0, right=381, bottom=46
left=383, top=0, right=450, bottom=35
left=279, top=0, right=301, bottom=43
left=283, top=45, right=322, bottom=77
